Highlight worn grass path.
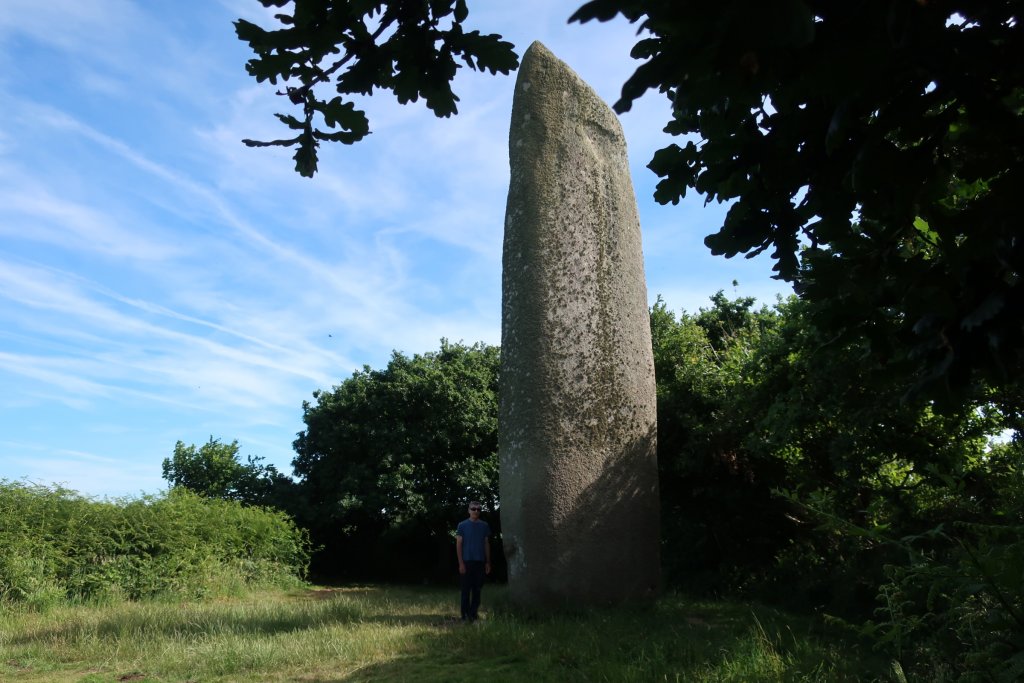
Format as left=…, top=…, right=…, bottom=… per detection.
left=1, top=585, right=891, bottom=682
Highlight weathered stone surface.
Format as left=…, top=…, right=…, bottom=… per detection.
left=499, top=41, right=660, bottom=605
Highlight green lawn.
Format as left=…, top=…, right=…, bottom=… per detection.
left=0, top=585, right=892, bottom=682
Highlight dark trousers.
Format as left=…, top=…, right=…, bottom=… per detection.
left=460, top=561, right=485, bottom=620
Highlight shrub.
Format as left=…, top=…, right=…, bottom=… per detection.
left=0, top=481, right=310, bottom=606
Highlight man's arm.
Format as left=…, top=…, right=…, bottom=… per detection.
left=456, top=535, right=465, bottom=574
left=484, top=533, right=492, bottom=574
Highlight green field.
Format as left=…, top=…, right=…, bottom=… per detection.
left=1, top=585, right=891, bottom=682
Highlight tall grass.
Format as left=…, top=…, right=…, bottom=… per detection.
left=0, top=481, right=309, bottom=607
left=0, top=585, right=890, bottom=682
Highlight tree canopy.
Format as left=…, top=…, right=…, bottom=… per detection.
left=649, top=291, right=1022, bottom=678
left=161, top=437, right=284, bottom=506
left=289, top=339, right=500, bottom=579
left=237, top=0, right=1024, bottom=400
left=584, top=0, right=1024, bottom=401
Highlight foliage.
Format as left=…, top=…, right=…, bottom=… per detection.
left=161, top=437, right=289, bottom=507
left=838, top=441, right=1024, bottom=682
left=571, top=0, right=1024, bottom=399
left=745, top=300, right=1000, bottom=605
left=234, top=0, right=518, bottom=176
left=238, top=1, right=1024, bottom=397
left=290, top=339, right=499, bottom=580
left=0, top=481, right=309, bottom=607
left=650, top=291, right=788, bottom=593
left=0, top=584, right=889, bottom=682
left=651, top=290, right=1023, bottom=679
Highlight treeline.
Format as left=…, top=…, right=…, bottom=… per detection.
left=90, top=290, right=1022, bottom=679
left=160, top=341, right=500, bottom=582
left=652, top=294, right=1023, bottom=680
left=0, top=483, right=309, bottom=608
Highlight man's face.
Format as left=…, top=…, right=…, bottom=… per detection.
left=469, top=504, right=481, bottom=518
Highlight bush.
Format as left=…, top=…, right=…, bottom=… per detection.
left=859, top=473, right=1024, bottom=683
left=0, top=481, right=310, bottom=606
left=799, top=454, right=1024, bottom=682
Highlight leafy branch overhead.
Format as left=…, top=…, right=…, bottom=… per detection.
left=235, top=0, right=518, bottom=177
left=237, top=0, right=1024, bottom=400
left=568, top=0, right=1024, bottom=400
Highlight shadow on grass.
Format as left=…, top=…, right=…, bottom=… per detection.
left=7, top=585, right=890, bottom=682
left=298, top=589, right=889, bottom=683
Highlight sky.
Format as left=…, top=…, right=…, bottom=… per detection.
left=0, top=0, right=792, bottom=499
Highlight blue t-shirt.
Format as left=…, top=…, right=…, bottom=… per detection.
left=457, top=518, right=490, bottom=562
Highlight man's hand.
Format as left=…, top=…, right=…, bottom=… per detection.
left=485, top=562, right=492, bottom=575
left=459, top=562, right=466, bottom=575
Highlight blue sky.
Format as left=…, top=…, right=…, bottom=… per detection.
left=0, top=0, right=791, bottom=498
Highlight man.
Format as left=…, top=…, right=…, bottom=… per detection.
left=456, top=500, right=491, bottom=622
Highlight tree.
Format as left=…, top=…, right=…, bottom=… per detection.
left=234, top=0, right=517, bottom=177
left=731, top=296, right=1023, bottom=678
left=650, top=293, right=792, bottom=592
left=237, top=0, right=1024, bottom=399
left=579, top=0, right=1024, bottom=400
left=651, top=292, right=1008, bottom=606
left=161, top=437, right=284, bottom=506
left=290, top=340, right=499, bottom=580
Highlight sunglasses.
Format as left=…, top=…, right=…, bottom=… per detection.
left=469, top=507, right=481, bottom=511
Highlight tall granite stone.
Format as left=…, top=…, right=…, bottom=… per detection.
left=500, top=41, right=660, bottom=605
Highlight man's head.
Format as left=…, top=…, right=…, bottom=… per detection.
left=468, top=501, right=482, bottom=518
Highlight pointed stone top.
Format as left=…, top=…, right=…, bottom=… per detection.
left=522, top=40, right=554, bottom=61
left=518, top=40, right=584, bottom=91
left=510, top=40, right=624, bottom=158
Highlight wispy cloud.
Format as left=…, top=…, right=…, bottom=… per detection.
left=0, top=0, right=790, bottom=497
left=0, top=168, right=183, bottom=261
left=0, top=0, right=143, bottom=57
left=3, top=445, right=166, bottom=500
left=0, top=257, right=348, bottom=412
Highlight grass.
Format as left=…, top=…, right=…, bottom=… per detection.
left=0, top=585, right=892, bottom=682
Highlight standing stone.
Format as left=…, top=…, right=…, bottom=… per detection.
left=499, top=41, right=660, bottom=605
